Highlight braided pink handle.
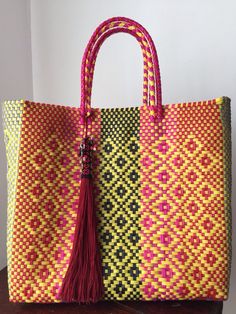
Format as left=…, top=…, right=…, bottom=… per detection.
left=84, top=20, right=159, bottom=108
left=80, top=17, right=163, bottom=121
left=86, top=27, right=155, bottom=110
left=81, top=17, right=162, bottom=111
left=81, top=17, right=161, bottom=109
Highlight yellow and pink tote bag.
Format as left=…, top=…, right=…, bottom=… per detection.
left=3, top=17, right=232, bottom=303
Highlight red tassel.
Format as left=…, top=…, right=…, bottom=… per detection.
left=59, top=137, right=104, bottom=303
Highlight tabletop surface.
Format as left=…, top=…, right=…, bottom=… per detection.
left=0, top=267, right=223, bottom=314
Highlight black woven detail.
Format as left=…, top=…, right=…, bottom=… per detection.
left=220, top=96, right=232, bottom=293
left=96, top=107, right=141, bottom=300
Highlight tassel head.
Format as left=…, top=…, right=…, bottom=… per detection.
left=80, top=137, right=94, bottom=178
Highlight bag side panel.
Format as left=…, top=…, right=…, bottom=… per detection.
left=2, top=100, right=25, bottom=295
left=219, top=97, right=232, bottom=296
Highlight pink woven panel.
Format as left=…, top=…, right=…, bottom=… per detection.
left=9, top=102, right=101, bottom=302
left=139, top=100, right=229, bottom=300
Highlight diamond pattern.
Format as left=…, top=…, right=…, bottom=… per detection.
left=3, top=97, right=231, bottom=302
left=96, top=107, right=141, bottom=300
left=140, top=99, right=231, bottom=300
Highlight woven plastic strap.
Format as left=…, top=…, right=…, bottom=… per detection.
left=80, top=17, right=163, bottom=121
left=86, top=27, right=155, bottom=109
left=81, top=17, right=162, bottom=111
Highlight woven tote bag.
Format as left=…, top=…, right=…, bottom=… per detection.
left=3, top=17, right=232, bottom=303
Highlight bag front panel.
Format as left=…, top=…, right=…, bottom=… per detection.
left=3, top=98, right=231, bottom=302
left=139, top=98, right=231, bottom=300
left=5, top=101, right=86, bottom=302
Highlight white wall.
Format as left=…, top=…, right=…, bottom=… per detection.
left=0, top=0, right=33, bottom=270
left=30, top=0, right=236, bottom=107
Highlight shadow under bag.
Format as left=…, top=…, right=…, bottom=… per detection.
left=3, top=16, right=232, bottom=303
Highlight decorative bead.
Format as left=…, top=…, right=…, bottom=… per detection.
left=79, top=137, right=94, bottom=178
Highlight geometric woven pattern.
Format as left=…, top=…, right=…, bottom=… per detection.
left=140, top=99, right=230, bottom=300
left=2, top=97, right=231, bottom=302
left=96, top=107, right=141, bottom=300
left=2, top=100, right=24, bottom=291
left=4, top=101, right=84, bottom=302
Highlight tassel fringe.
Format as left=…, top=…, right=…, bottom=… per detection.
left=59, top=137, right=103, bottom=303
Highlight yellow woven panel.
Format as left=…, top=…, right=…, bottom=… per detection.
left=95, top=107, right=141, bottom=300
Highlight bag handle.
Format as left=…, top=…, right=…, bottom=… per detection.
left=81, top=17, right=162, bottom=119
left=80, top=17, right=163, bottom=121
left=86, top=27, right=155, bottom=110
left=81, top=17, right=161, bottom=110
